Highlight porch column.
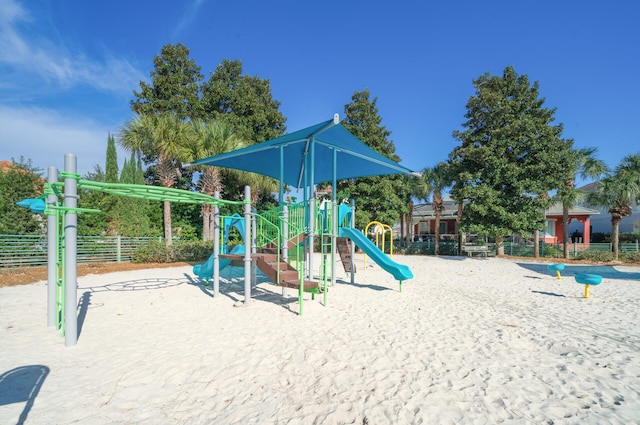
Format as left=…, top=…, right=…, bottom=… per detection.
left=582, top=218, right=591, bottom=245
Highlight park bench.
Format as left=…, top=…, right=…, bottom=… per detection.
left=463, top=244, right=489, bottom=257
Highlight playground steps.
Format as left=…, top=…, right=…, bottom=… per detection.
left=336, top=237, right=356, bottom=273
left=253, top=252, right=318, bottom=291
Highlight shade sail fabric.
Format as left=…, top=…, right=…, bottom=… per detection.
left=185, top=118, right=415, bottom=188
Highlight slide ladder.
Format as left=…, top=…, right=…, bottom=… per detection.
left=336, top=237, right=355, bottom=273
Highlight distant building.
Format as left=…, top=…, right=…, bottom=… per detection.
left=569, top=182, right=640, bottom=234
left=412, top=199, right=600, bottom=244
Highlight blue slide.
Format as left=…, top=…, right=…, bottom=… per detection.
left=193, top=244, right=245, bottom=280
left=339, top=227, right=413, bottom=281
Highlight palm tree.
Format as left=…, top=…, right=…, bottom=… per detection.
left=119, top=112, right=194, bottom=246
left=422, top=162, right=450, bottom=256
left=556, top=147, right=608, bottom=258
left=404, top=174, right=429, bottom=247
left=586, top=153, right=640, bottom=260
left=188, top=120, right=246, bottom=240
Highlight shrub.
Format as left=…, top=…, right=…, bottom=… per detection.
left=591, top=232, right=609, bottom=243
left=133, top=240, right=172, bottom=263
left=132, top=240, right=214, bottom=263
left=575, top=249, right=615, bottom=262
left=621, top=250, right=640, bottom=262
left=619, top=233, right=640, bottom=243
left=541, top=244, right=563, bottom=258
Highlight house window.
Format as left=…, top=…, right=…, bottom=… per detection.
left=439, top=222, right=448, bottom=234
left=546, top=220, right=556, bottom=236
left=419, top=221, right=429, bottom=233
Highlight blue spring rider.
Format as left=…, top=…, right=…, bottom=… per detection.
left=574, top=274, right=602, bottom=298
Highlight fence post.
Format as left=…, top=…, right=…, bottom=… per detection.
left=573, top=241, right=577, bottom=258
left=116, top=235, right=122, bottom=263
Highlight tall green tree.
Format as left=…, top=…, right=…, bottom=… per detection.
left=119, top=112, right=195, bottom=245
left=337, top=89, right=411, bottom=230
left=78, top=164, right=108, bottom=236
left=586, top=153, right=640, bottom=260
left=422, top=162, right=451, bottom=255
left=556, top=147, right=608, bottom=258
left=131, top=43, right=204, bottom=120
left=109, top=152, right=158, bottom=237
left=201, top=59, right=286, bottom=143
left=449, top=66, right=572, bottom=254
left=105, top=133, right=119, bottom=183
left=0, top=158, right=44, bottom=234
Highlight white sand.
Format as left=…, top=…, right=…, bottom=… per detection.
left=1, top=255, right=639, bottom=424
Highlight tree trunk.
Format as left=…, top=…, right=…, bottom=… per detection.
left=201, top=204, right=213, bottom=241
left=611, top=217, right=621, bottom=260
left=457, top=202, right=463, bottom=255
left=495, top=235, right=504, bottom=255
left=533, top=229, right=540, bottom=258
left=562, top=202, right=570, bottom=259
left=434, top=213, right=441, bottom=256
left=163, top=200, right=172, bottom=247
left=405, top=212, right=411, bottom=248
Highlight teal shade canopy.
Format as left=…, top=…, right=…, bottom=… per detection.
left=186, top=118, right=416, bottom=188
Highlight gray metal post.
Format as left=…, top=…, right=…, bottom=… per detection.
left=47, top=166, right=58, bottom=327
left=116, top=235, right=122, bottom=262
left=350, top=199, right=356, bottom=285
left=243, top=186, right=252, bottom=304
left=213, top=191, right=220, bottom=297
left=64, top=154, right=78, bottom=346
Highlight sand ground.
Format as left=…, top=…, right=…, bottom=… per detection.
left=1, top=255, right=639, bottom=424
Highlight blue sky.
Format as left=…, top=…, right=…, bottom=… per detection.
left=1, top=0, right=638, bottom=183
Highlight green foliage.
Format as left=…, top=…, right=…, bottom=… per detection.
left=338, top=89, right=411, bottom=230
left=541, top=244, right=563, bottom=258
left=620, top=233, right=640, bottom=243
left=131, top=43, right=204, bottom=120
left=591, top=232, right=609, bottom=243
left=621, top=250, right=640, bottom=262
left=105, top=133, right=119, bottom=183
left=575, top=249, right=615, bottom=262
left=0, top=159, right=44, bottom=235
left=586, top=153, right=640, bottom=259
left=201, top=59, right=286, bottom=143
left=450, top=66, right=571, bottom=242
left=132, top=239, right=214, bottom=263
left=132, top=239, right=171, bottom=263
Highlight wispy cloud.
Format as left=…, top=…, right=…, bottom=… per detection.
left=0, top=0, right=144, bottom=95
left=171, top=0, right=206, bottom=39
left=0, top=106, right=126, bottom=176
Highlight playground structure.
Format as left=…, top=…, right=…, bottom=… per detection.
left=547, top=263, right=565, bottom=279
left=363, top=221, right=393, bottom=269
left=19, top=116, right=417, bottom=347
